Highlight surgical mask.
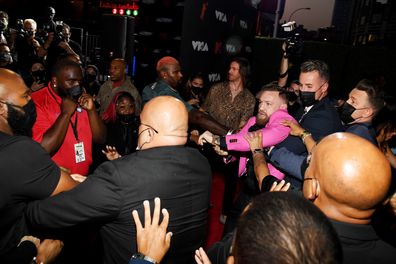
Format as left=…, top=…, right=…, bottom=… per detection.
left=0, top=52, right=12, bottom=65
left=66, top=85, right=83, bottom=101
left=300, top=91, right=317, bottom=107
left=117, top=113, right=135, bottom=124
left=338, top=102, right=358, bottom=124
left=5, top=100, right=37, bottom=136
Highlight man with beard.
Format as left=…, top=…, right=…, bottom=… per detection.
left=143, top=56, right=229, bottom=135
left=202, top=57, right=256, bottom=132
left=198, top=83, right=296, bottom=232
left=97, top=58, right=141, bottom=116
left=0, top=68, right=76, bottom=263
left=31, top=59, right=106, bottom=175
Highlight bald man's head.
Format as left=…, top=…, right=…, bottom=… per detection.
left=109, top=58, right=126, bottom=82
left=0, top=69, right=36, bottom=135
left=304, top=132, right=391, bottom=224
left=137, top=96, right=188, bottom=150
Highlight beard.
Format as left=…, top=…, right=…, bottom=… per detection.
left=256, top=112, right=269, bottom=126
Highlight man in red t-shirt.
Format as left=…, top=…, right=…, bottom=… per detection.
left=32, top=59, right=106, bottom=174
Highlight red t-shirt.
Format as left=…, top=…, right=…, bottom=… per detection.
left=32, top=85, right=92, bottom=175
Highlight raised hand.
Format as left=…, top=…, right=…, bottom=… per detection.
left=270, top=180, right=291, bottom=192
left=78, top=93, right=95, bottom=111
left=198, top=131, right=215, bottom=145
left=244, top=131, right=263, bottom=151
left=280, top=119, right=304, bottom=136
left=194, top=247, right=212, bottom=264
left=132, top=197, right=172, bottom=264
left=102, top=145, right=122, bottom=161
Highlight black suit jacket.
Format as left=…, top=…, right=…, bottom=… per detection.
left=26, top=146, right=212, bottom=264
left=331, top=220, right=396, bottom=264
left=277, top=97, right=344, bottom=155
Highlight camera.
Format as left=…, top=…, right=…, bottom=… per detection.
left=282, top=21, right=303, bottom=59
left=39, top=20, right=64, bottom=44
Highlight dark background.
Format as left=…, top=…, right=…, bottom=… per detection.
left=1, top=0, right=395, bottom=97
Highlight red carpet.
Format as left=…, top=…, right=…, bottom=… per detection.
left=205, top=171, right=225, bottom=249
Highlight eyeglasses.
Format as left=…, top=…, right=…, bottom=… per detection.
left=140, top=123, right=159, bottom=134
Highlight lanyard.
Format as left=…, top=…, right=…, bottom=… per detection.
left=48, top=86, right=80, bottom=142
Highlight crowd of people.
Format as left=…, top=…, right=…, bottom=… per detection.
left=1, top=7, right=396, bottom=264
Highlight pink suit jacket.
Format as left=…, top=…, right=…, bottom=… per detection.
left=225, top=109, right=296, bottom=179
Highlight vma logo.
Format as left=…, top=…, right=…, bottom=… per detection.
left=240, top=20, right=248, bottom=30
left=215, top=10, right=227, bottom=23
left=226, top=44, right=237, bottom=53
left=208, top=73, right=221, bottom=82
left=192, top=41, right=209, bottom=52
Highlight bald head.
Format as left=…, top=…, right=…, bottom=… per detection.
left=109, top=58, right=126, bottom=82
left=0, top=69, right=33, bottom=135
left=138, top=96, right=188, bottom=150
left=0, top=69, right=27, bottom=100
left=304, top=132, right=391, bottom=224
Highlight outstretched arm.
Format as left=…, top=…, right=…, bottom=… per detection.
left=280, top=119, right=316, bottom=153
left=189, top=109, right=228, bottom=136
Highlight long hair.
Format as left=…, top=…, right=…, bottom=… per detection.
left=101, top=91, right=135, bottom=124
left=231, top=57, right=251, bottom=89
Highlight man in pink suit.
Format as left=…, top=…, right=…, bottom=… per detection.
left=199, top=83, right=296, bottom=234
left=199, top=83, right=296, bottom=179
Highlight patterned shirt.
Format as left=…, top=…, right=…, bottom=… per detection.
left=202, top=82, right=255, bottom=131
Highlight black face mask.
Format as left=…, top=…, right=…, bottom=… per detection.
left=85, top=73, right=96, bottom=83
left=388, top=136, right=396, bottom=148
left=65, top=85, right=83, bottom=101
left=0, top=21, right=6, bottom=31
left=287, top=91, right=298, bottom=102
left=191, top=86, right=202, bottom=95
left=117, top=113, right=135, bottom=124
left=6, top=100, right=37, bottom=136
left=0, top=52, right=12, bottom=65
left=300, top=91, right=317, bottom=107
left=338, top=102, right=356, bottom=124
left=32, top=70, right=46, bottom=83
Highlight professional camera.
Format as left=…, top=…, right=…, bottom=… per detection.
left=282, top=21, right=303, bottom=59
left=39, top=20, right=64, bottom=44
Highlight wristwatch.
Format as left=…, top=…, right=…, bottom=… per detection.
left=299, top=130, right=312, bottom=143
left=252, top=148, right=264, bottom=155
left=131, top=253, right=157, bottom=264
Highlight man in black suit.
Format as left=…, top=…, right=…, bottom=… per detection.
left=303, top=133, right=396, bottom=263
left=277, top=59, right=343, bottom=155
left=26, top=96, right=212, bottom=264
left=269, top=60, right=343, bottom=187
